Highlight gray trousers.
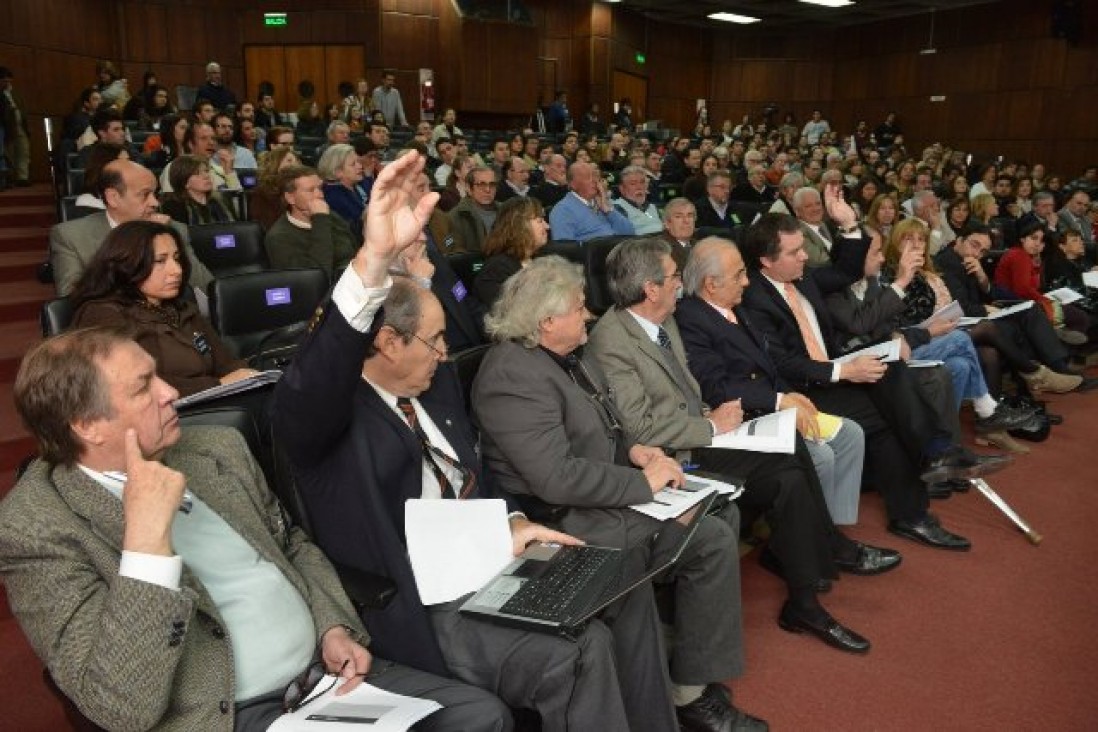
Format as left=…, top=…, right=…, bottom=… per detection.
left=234, top=658, right=511, bottom=732
left=805, top=417, right=865, bottom=525
left=430, top=587, right=678, bottom=732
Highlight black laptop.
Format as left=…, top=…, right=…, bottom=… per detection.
left=460, top=493, right=716, bottom=638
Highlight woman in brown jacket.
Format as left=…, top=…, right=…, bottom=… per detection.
left=69, top=220, right=256, bottom=396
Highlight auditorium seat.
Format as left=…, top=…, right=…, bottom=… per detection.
left=40, top=298, right=73, bottom=338
left=188, top=221, right=268, bottom=278
left=446, top=251, right=485, bottom=288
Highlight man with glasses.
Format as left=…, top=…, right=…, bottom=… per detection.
left=273, top=153, right=664, bottom=731
left=0, top=155, right=509, bottom=731
left=447, top=165, right=499, bottom=253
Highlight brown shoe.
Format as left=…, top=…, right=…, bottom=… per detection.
left=1021, top=365, right=1082, bottom=394
left=975, top=430, right=1031, bottom=454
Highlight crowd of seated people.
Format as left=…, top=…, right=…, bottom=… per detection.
left=15, top=66, right=1098, bottom=729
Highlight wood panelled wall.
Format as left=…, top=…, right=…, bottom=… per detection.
left=1, top=0, right=1094, bottom=179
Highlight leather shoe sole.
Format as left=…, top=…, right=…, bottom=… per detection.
left=888, top=517, right=971, bottom=551
left=778, top=602, right=870, bottom=654
left=834, top=543, right=902, bottom=576
left=920, top=453, right=1013, bottom=484
left=758, top=548, right=832, bottom=593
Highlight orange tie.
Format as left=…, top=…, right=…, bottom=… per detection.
left=783, top=282, right=829, bottom=361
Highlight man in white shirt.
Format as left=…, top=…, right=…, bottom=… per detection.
left=613, top=165, right=662, bottom=235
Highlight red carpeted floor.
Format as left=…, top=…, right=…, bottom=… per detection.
left=733, top=386, right=1098, bottom=731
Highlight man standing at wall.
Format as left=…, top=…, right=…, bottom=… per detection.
left=372, top=70, right=408, bottom=129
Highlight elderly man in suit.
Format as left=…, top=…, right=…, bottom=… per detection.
left=739, top=204, right=1008, bottom=551
left=675, top=237, right=868, bottom=525
left=50, top=159, right=214, bottom=297
left=273, top=153, right=672, bottom=732
left=0, top=171, right=509, bottom=730
left=586, top=237, right=898, bottom=657
left=472, top=256, right=768, bottom=731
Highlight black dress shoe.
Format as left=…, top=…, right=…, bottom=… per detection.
left=927, top=482, right=953, bottom=499
left=948, top=479, right=972, bottom=493
left=676, top=683, right=769, bottom=732
left=834, top=542, right=902, bottom=576
left=920, top=447, right=1013, bottom=484
left=777, top=602, right=870, bottom=654
left=758, top=547, right=832, bottom=593
left=888, top=514, right=971, bottom=551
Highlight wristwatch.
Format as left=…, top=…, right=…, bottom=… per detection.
left=838, top=222, right=859, bottom=234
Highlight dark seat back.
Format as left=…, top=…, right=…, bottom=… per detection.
left=446, top=251, right=485, bottom=288
left=584, top=236, right=629, bottom=315
left=41, top=298, right=74, bottom=337
left=188, top=221, right=268, bottom=278
left=66, top=169, right=85, bottom=197
left=536, top=240, right=584, bottom=266
left=209, top=268, right=329, bottom=360
left=449, top=343, right=491, bottom=409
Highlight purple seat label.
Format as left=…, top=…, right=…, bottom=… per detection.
left=266, top=287, right=292, bottom=306
left=215, top=234, right=236, bottom=249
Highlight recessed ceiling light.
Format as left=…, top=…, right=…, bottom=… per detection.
left=799, top=0, right=855, bottom=7
left=708, top=12, right=762, bottom=24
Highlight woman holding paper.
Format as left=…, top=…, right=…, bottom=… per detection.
left=827, top=221, right=1033, bottom=446
left=70, top=220, right=257, bottom=396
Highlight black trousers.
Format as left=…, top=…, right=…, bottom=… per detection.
left=695, top=438, right=840, bottom=590
left=806, top=370, right=932, bottom=523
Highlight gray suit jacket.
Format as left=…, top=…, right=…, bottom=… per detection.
left=0, top=426, right=364, bottom=731
left=472, top=340, right=657, bottom=549
left=587, top=307, right=712, bottom=453
left=799, top=222, right=833, bottom=268
left=50, top=212, right=214, bottom=296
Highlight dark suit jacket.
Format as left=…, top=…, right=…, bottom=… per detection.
left=273, top=301, right=496, bottom=675
left=0, top=427, right=361, bottom=731
left=694, top=198, right=741, bottom=231
left=426, top=233, right=486, bottom=352
left=934, top=245, right=989, bottom=317
left=530, top=181, right=568, bottom=209
left=674, top=295, right=787, bottom=416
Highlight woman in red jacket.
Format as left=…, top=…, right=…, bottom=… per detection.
left=994, top=218, right=1045, bottom=302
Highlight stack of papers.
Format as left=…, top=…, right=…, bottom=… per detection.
left=918, top=301, right=963, bottom=328
left=1046, top=288, right=1084, bottom=305
left=631, top=474, right=742, bottom=521
left=173, top=370, right=282, bottom=409
left=710, top=408, right=798, bottom=454
left=835, top=337, right=902, bottom=364
left=1083, top=271, right=1098, bottom=288
left=958, top=300, right=1033, bottom=326
left=268, top=678, right=442, bottom=731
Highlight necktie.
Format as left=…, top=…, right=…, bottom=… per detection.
left=396, top=397, right=476, bottom=499
left=657, top=326, right=673, bottom=351
left=783, top=282, right=829, bottom=361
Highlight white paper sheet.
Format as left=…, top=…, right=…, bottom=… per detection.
left=404, top=499, right=513, bottom=605
left=1083, top=271, right=1098, bottom=288
left=268, top=677, right=442, bottom=731
left=1046, top=287, right=1084, bottom=305
left=835, top=337, right=902, bottom=364
left=709, top=408, right=797, bottom=454
left=918, top=300, right=963, bottom=328
left=631, top=482, right=717, bottom=521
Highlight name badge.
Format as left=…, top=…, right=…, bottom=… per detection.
left=452, top=280, right=468, bottom=302
left=192, top=332, right=212, bottom=355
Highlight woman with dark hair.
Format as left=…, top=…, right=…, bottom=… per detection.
left=437, top=152, right=473, bottom=213
left=95, top=60, right=128, bottom=108
left=69, top=220, right=255, bottom=396
left=946, top=196, right=972, bottom=233
left=63, top=87, right=103, bottom=142
left=295, top=100, right=326, bottom=138
left=142, top=113, right=188, bottom=169
left=138, top=86, right=176, bottom=130
left=851, top=177, right=880, bottom=220
left=473, top=196, right=550, bottom=307
left=160, top=155, right=236, bottom=225
left=73, top=142, right=129, bottom=213
left=235, top=117, right=260, bottom=154
left=248, top=146, right=301, bottom=231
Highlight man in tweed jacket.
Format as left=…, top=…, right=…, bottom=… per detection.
left=0, top=153, right=507, bottom=731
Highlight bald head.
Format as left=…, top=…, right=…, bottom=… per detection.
left=101, top=160, right=160, bottom=222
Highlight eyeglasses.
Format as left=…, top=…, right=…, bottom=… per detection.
left=401, top=330, right=448, bottom=360
left=282, top=662, right=330, bottom=713
left=472, top=181, right=498, bottom=189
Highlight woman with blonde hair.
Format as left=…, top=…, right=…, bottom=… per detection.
left=863, top=193, right=899, bottom=241
left=249, top=146, right=300, bottom=230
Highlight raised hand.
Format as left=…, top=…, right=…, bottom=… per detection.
left=823, top=181, right=857, bottom=229
left=121, top=429, right=186, bottom=556
left=355, top=153, right=439, bottom=287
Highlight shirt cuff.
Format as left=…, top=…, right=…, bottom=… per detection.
left=890, top=283, right=907, bottom=298
left=774, top=392, right=784, bottom=412
left=332, top=266, right=393, bottom=333
left=119, top=551, right=183, bottom=591
left=830, top=362, right=841, bottom=383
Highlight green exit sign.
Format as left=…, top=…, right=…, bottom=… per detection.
left=264, top=12, right=288, bottom=27
left=635, top=53, right=646, bottom=64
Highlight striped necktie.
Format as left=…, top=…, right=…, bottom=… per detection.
left=397, top=397, right=476, bottom=499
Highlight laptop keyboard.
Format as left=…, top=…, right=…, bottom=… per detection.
left=499, top=546, right=619, bottom=622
